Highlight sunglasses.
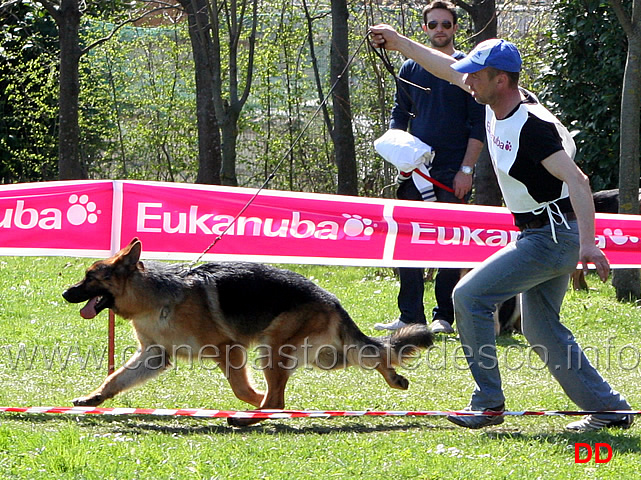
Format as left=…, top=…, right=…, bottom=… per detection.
left=427, top=20, right=453, bottom=30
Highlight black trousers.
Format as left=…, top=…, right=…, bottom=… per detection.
left=396, top=177, right=464, bottom=325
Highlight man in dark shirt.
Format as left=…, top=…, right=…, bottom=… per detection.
left=375, top=1, right=485, bottom=334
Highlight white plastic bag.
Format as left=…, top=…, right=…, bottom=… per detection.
left=373, top=129, right=435, bottom=172
left=374, top=129, right=436, bottom=201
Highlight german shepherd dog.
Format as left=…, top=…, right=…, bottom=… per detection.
left=62, top=238, right=434, bottom=426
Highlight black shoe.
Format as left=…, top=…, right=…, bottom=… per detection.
left=447, top=405, right=505, bottom=429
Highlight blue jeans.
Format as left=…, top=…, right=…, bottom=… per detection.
left=453, top=220, right=630, bottom=413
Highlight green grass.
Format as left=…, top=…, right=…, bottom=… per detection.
left=1, top=256, right=640, bottom=479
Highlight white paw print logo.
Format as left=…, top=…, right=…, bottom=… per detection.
left=342, top=214, right=375, bottom=237
left=603, top=228, right=639, bottom=246
left=67, top=194, right=100, bottom=226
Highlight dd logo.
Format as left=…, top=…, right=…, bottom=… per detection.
left=574, top=443, right=613, bottom=464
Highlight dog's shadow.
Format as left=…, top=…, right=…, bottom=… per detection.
left=5, top=412, right=438, bottom=436
left=7, top=413, right=641, bottom=454
left=97, top=416, right=441, bottom=436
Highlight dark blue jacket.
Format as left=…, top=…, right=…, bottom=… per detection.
left=389, top=52, right=485, bottom=173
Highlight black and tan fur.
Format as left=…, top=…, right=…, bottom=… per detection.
left=62, top=238, right=434, bottom=426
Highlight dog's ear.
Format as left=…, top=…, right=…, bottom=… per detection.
left=119, top=238, right=142, bottom=269
left=127, top=237, right=140, bottom=248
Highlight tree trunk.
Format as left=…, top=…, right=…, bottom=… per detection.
left=331, top=0, right=357, bottom=196
left=617, top=21, right=641, bottom=216
left=456, top=0, right=500, bottom=206
left=613, top=14, right=641, bottom=301
left=473, top=146, right=502, bottom=205
left=57, top=0, right=84, bottom=180
left=207, top=0, right=258, bottom=187
left=220, top=110, right=240, bottom=186
left=465, top=0, right=497, bottom=43
left=180, top=0, right=222, bottom=185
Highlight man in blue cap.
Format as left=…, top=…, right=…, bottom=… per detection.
left=369, top=25, right=633, bottom=432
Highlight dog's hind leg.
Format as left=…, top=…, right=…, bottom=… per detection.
left=369, top=351, right=410, bottom=390
left=347, top=343, right=410, bottom=391
left=375, top=365, right=410, bottom=390
left=218, top=343, right=265, bottom=409
left=367, top=325, right=433, bottom=389
left=227, top=353, right=291, bottom=427
left=73, top=345, right=169, bottom=406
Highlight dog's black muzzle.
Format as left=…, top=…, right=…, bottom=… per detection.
left=62, top=284, right=93, bottom=303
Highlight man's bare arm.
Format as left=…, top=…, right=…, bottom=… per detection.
left=542, top=150, right=610, bottom=281
left=369, top=24, right=470, bottom=92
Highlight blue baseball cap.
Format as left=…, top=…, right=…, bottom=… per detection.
left=452, top=39, right=522, bottom=73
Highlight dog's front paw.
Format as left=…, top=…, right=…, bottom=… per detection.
left=72, top=394, right=104, bottom=407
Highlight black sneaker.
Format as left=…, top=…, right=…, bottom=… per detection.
left=565, top=414, right=634, bottom=432
left=447, top=405, right=505, bottom=429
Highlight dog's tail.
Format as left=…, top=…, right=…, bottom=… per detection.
left=328, top=304, right=433, bottom=389
left=377, top=324, right=434, bottom=367
left=337, top=310, right=434, bottom=370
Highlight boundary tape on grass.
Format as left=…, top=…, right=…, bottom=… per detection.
left=1, top=406, right=640, bottom=420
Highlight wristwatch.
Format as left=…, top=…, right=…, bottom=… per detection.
left=459, top=165, right=474, bottom=175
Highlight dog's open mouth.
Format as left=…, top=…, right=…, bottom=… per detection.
left=80, top=295, right=111, bottom=319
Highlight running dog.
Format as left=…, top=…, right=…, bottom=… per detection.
left=62, top=238, right=434, bottom=426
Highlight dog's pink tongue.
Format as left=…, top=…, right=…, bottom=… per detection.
left=80, top=297, right=99, bottom=319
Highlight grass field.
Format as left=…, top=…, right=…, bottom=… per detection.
left=1, top=256, right=640, bottom=479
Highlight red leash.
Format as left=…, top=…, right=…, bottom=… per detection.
left=399, top=169, right=455, bottom=194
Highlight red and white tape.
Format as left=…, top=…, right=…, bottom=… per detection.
left=1, top=406, right=640, bottom=420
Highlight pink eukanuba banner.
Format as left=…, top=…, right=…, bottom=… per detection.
left=1, top=180, right=640, bottom=268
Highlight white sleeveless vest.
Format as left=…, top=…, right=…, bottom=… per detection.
left=485, top=91, right=576, bottom=215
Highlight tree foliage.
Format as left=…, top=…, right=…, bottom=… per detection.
left=6, top=0, right=616, bottom=200
left=80, top=22, right=198, bottom=181
left=0, top=1, right=59, bottom=182
left=535, top=0, right=629, bottom=191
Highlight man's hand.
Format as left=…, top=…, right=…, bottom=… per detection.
left=580, top=244, right=610, bottom=283
left=369, top=24, right=404, bottom=51
left=453, top=171, right=473, bottom=200
left=540, top=150, right=610, bottom=283
left=370, top=23, right=468, bottom=91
